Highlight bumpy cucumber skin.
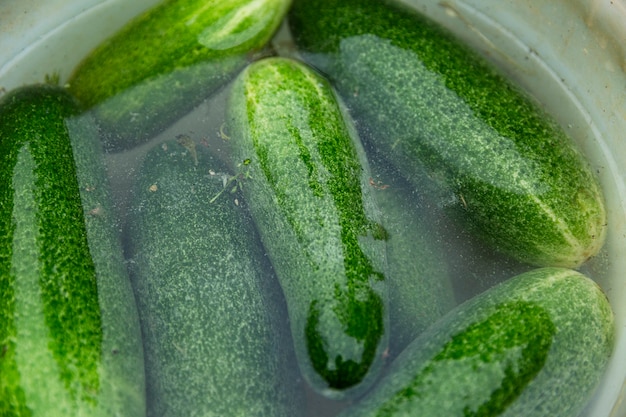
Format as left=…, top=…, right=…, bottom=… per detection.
left=68, top=0, right=291, bottom=151
left=289, top=0, right=607, bottom=268
left=82, top=56, right=246, bottom=152
left=368, top=156, right=456, bottom=359
left=338, top=267, right=615, bottom=417
left=127, top=140, right=303, bottom=417
left=66, top=112, right=146, bottom=417
left=0, top=85, right=145, bottom=416
left=227, top=57, right=388, bottom=398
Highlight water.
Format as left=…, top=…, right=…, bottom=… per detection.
left=99, top=14, right=611, bottom=416
left=0, top=0, right=623, bottom=415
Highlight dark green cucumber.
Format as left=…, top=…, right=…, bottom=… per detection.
left=227, top=57, right=388, bottom=398
left=289, top=0, right=607, bottom=268
left=368, top=156, right=456, bottom=358
left=68, top=0, right=291, bottom=151
left=338, top=267, right=615, bottom=417
left=0, top=84, right=145, bottom=416
left=127, top=139, right=304, bottom=416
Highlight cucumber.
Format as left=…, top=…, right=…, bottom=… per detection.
left=126, top=139, right=304, bottom=416
left=288, top=0, right=607, bottom=268
left=68, top=0, right=291, bottom=151
left=338, top=267, right=615, bottom=417
left=0, top=84, right=145, bottom=416
left=227, top=57, right=388, bottom=398
left=368, top=155, right=456, bottom=359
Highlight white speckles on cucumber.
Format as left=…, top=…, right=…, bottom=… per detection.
left=337, top=268, right=615, bottom=417
left=289, top=0, right=607, bottom=268
left=68, top=0, right=292, bottom=151
left=0, top=85, right=145, bottom=416
left=228, top=57, right=388, bottom=398
left=127, top=140, right=303, bottom=416
left=197, top=0, right=283, bottom=50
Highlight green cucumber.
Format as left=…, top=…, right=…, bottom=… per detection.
left=126, top=139, right=304, bottom=416
left=0, top=84, right=145, bottom=416
left=227, top=57, right=388, bottom=398
left=289, top=0, right=607, bottom=268
left=368, top=156, right=456, bottom=359
left=338, top=267, right=615, bottom=417
left=68, top=0, right=291, bottom=151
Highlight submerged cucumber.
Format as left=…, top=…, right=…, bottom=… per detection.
left=127, top=140, right=304, bottom=416
left=368, top=156, right=456, bottom=359
left=68, top=0, right=291, bottom=151
left=289, top=0, right=607, bottom=268
left=0, top=85, right=145, bottom=416
left=227, top=57, right=388, bottom=398
left=338, top=267, right=615, bottom=417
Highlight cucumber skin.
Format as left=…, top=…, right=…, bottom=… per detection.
left=66, top=112, right=147, bottom=417
left=338, top=267, right=615, bottom=417
left=84, top=56, right=246, bottom=152
left=127, top=140, right=303, bottom=417
left=289, top=0, right=607, bottom=268
left=227, top=57, right=388, bottom=398
left=68, top=0, right=291, bottom=151
left=0, top=85, right=145, bottom=416
left=368, top=155, right=456, bottom=359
